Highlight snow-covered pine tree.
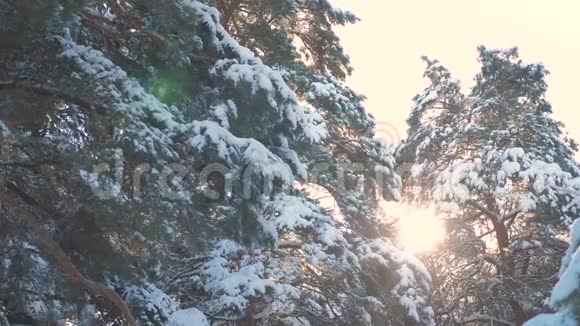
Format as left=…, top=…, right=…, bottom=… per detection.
left=399, top=47, right=580, bottom=325
left=0, top=0, right=433, bottom=325
left=204, top=1, right=435, bottom=324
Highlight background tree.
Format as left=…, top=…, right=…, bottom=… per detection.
left=399, top=47, right=580, bottom=325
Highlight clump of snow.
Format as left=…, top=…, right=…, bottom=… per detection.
left=125, top=283, right=178, bottom=324
left=210, top=100, right=237, bottom=129
left=520, top=160, right=570, bottom=194
left=518, top=196, right=537, bottom=212
left=510, top=239, right=542, bottom=251
left=168, top=308, right=209, bottom=326
left=434, top=160, right=485, bottom=203
left=416, top=90, right=438, bottom=108
left=125, top=283, right=209, bottom=325
left=524, top=307, right=578, bottom=326
left=271, top=145, right=308, bottom=180
left=502, top=160, right=521, bottom=176
left=357, top=239, right=435, bottom=325
left=503, top=147, right=525, bottom=160
left=0, top=120, right=11, bottom=136
left=197, top=240, right=300, bottom=318
left=550, top=219, right=580, bottom=307
left=184, top=120, right=295, bottom=187
left=179, top=0, right=255, bottom=62
left=266, top=194, right=346, bottom=248
left=79, top=169, right=121, bottom=199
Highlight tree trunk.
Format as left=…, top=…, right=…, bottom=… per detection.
left=0, top=182, right=136, bottom=326
left=241, top=299, right=257, bottom=326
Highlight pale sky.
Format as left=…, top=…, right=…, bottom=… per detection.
left=334, top=0, right=580, bottom=146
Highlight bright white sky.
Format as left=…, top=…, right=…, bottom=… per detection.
left=334, top=0, right=580, bottom=146
left=333, top=1, right=580, bottom=252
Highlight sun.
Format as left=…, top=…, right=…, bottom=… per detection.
left=397, top=206, right=444, bottom=254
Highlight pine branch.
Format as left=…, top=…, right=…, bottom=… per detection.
left=0, top=160, right=57, bottom=169
left=455, top=314, right=514, bottom=326
left=0, top=81, right=107, bottom=114
left=79, top=7, right=216, bottom=63
left=466, top=200, right=501, bottom=221
left=0, top=180, right=136, bottom=326
left=480, top=253, right=501, bottom=275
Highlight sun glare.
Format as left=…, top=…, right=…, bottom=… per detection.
left=396, top=206, right=444, bottom=254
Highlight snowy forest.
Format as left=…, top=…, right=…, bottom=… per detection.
left=0, top=1, right=578, bottom=325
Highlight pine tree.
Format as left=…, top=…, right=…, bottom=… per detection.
left=204, top=1, right=435, bottom=324
left=399, top=47, right=580, bottom=325
left=0, top=0, right=433, bottom=325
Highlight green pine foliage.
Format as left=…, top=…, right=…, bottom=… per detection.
left=0, top=1, right=433, bottom=325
